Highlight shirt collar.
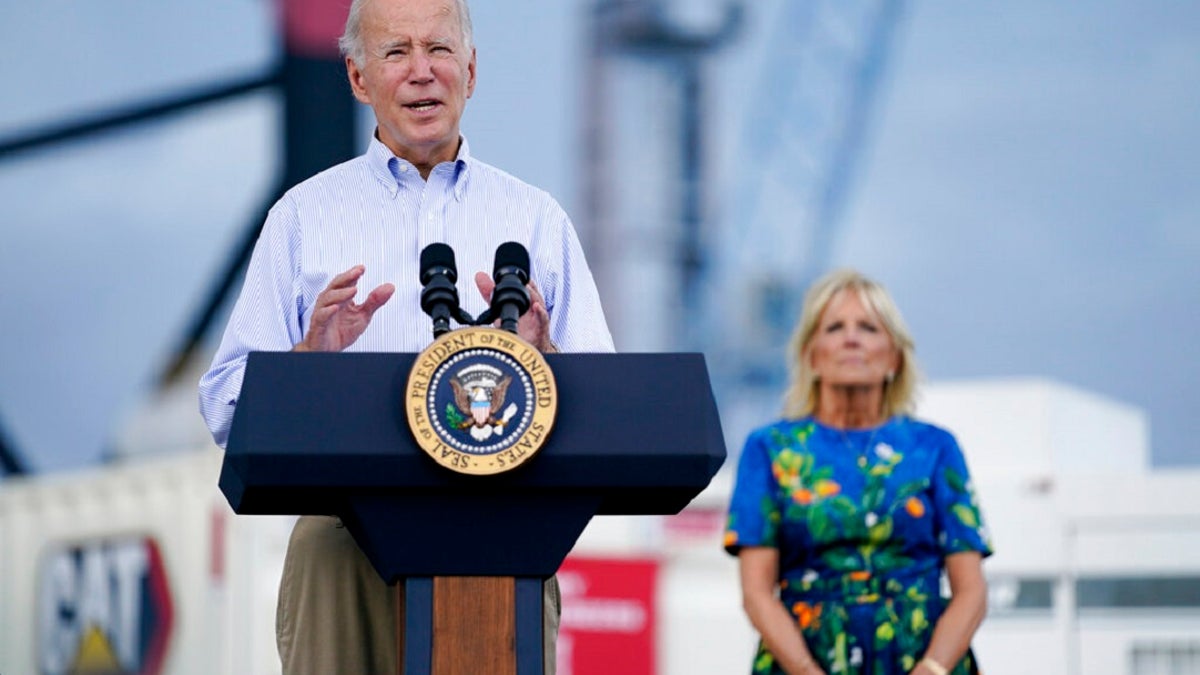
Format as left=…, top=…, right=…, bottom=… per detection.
left=367, top=134, right=472, bottom=201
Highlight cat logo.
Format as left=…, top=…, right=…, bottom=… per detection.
left=37, top=536, right=174, bottom=675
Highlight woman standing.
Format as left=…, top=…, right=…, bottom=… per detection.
left=724, top=269, right=992, bottom=674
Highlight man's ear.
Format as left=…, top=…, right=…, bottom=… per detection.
left=465, top=48, right=477, bottom=98
left=346, top=56, right=372, bottom=105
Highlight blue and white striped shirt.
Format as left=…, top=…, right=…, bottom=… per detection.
left=199, top=136, right=614, bottom=447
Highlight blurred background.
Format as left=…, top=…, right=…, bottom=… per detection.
left=1, top=1, right=1198, bottom=674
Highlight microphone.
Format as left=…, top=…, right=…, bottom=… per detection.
left=419, top=243, right=464, bottom=338
left=481, top=242, right=531, bottom=334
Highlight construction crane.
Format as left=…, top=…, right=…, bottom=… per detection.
left=581, top=0, right=743, bottom=350
left=705, top=0, right=908, bottom=444
left=579, top=0, right=906, bottom=444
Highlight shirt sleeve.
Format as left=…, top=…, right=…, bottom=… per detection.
left=724, top=427, right=781, bottom=556
left=931, top=432, right=994, bottom=557
left=533, top=203, right=615, bottom=354
left=197, top=199, right=305, bottom=448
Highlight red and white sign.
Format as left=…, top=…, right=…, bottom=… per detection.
left=557, top=556, right=659, bottom=675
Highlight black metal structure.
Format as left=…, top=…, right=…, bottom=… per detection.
left=160, top=51, right=358, bottom=384
left=0, top=3, right=362, bottom=467
left=583, top=0, right=742, bottom=346
left=0, top=418, right=25, bottom=476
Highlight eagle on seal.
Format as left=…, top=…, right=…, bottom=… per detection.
left=451, top=374, right=513, bottom=431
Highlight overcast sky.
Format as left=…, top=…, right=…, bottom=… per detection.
left=840, top=2, right=1200, bottom=466
left=1, top=0, right=1197, bottom=473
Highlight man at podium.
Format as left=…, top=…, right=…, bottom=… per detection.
left=198, top=0, right=614, bottom=672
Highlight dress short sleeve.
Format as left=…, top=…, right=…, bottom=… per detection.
left=931, top=432, right=994, bottom=558
left=724, top=427, right=780, bottom=555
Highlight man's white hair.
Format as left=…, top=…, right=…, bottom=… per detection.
left=339, top=0, right=474, bottom=66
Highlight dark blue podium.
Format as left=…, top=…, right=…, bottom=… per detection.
left=219, top=351, right=726, bottom=675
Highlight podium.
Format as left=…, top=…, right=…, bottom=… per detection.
left=219, top=351, right=726, bottom=674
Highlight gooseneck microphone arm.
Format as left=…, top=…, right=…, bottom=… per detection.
left=419, top=243, right=474, bottom=337
left=451, top=304, right=476, bottom=327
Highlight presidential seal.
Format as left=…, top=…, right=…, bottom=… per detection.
left=406, top=326, right=557, bottom=475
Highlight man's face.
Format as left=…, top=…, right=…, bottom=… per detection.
left=347, top=0, right=476, bottom=170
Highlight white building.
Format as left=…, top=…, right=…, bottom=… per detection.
left=921, top=378, right=1200, bottom=675
left=1, top=377, right=1197, bottom=674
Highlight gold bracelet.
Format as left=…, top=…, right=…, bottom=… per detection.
left=920, top=657, right=949, bottom=675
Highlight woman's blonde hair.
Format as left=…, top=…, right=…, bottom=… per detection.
left=782, top=268, right=920, bottom=419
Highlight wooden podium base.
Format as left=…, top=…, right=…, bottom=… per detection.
left=396, top=576, right=545, bottom=675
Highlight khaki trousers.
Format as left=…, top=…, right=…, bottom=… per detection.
left=276, top=515, right=559, bottom=675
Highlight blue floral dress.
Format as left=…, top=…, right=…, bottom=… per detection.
left=724, top=416, right=992, bottom=674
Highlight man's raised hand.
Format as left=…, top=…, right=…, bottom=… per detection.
left=296, top=265, right=395, bottom=352
left=474, top=272, right=554, bottom=352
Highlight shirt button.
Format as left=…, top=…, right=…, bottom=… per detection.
left=399, top=165, right=408, bottom=173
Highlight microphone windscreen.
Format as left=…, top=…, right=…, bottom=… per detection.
left=420, top=243, right=457, bottom=283
left=493, top=241, right=530, bottom=282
